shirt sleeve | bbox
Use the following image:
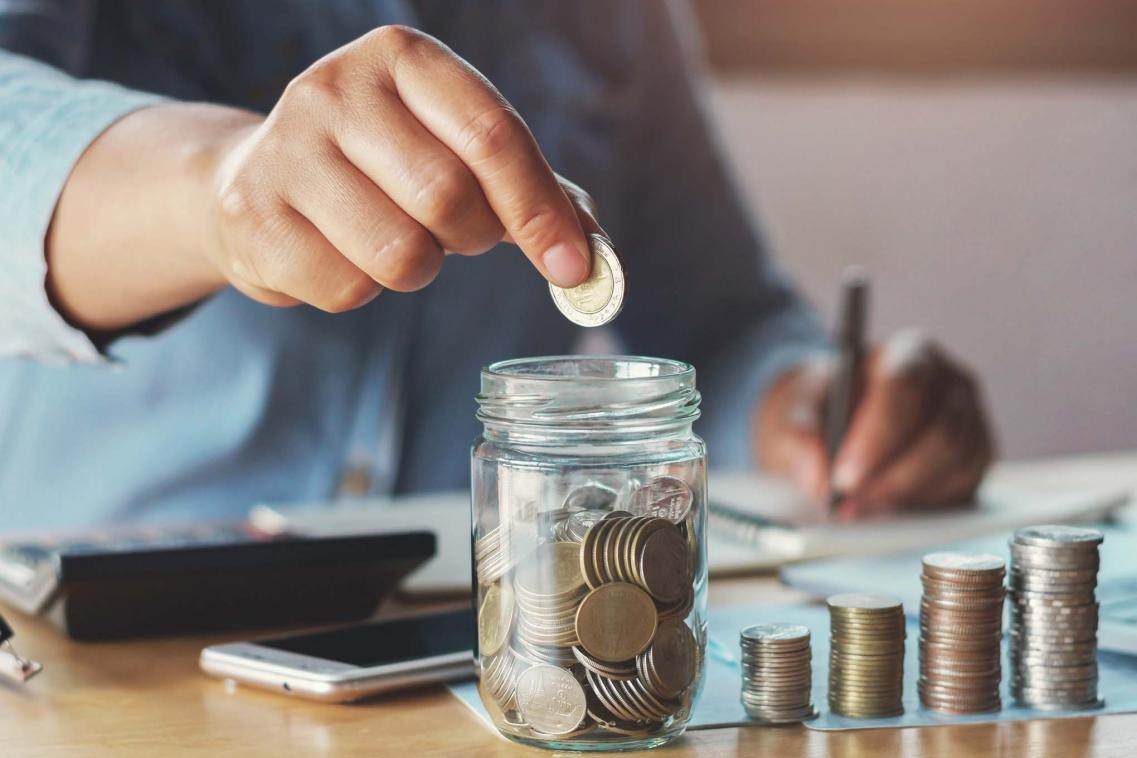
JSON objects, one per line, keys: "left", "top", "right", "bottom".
{"left": 608, "top": 0, "right": 831, "bottom": 469}
{"left": 0, "top": 48, "right": 165, "bottom": 364}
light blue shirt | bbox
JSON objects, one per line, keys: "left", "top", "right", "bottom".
{"left": 0, "top": 0, "right": 827, "bottom": 530}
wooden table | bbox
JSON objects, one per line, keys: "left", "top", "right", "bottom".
{"left": 1, "top": 573, "right": 1134, "bottom": 758}
{"left": 5, "top": 451, "right": 1136, "bottom": 757}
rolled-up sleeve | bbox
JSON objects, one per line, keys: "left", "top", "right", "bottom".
{"left": 0, "top": 50, "right": 164, "bottom": 363}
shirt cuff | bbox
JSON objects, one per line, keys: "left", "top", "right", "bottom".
{"left": 0, "top": 52, "right": 166, "bottom": 364}
{"left": 697, "top": 305, "right": 832, "bottom": 471}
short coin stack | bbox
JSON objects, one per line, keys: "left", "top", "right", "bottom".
{"left": 918, "top": 552, "right": 1006, "bottom": 713}
{"left": 477, "top": 476, "right": 702, "bottom": 740}
{"left": 739, "top": 623, "right": 816, "bottom": 723}
{"left": 827, "top": 593, "right": 906, "bottom": 718}
{"left": 514, "top": 542, "right": 588, "bottom": 662}
{"left": 1008, "top": 525, "right": 1104, "bottom": 710}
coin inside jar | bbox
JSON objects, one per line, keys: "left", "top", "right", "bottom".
{"left": 515, "top": 664, "right": 588, "bottom": 735}
{"left": 548, "top": 234, "right": 625, "bottom": 327}
{"left": 637, "top": 526, "right": 689, "bottom": 603}
{"left": 628, "top": 476, "right": 694, "bottom": 523}
{"left": 478, "top": 583, "right": 515, "bottom": 657}
{"left": 575, "top": 582, "right": 658, "bottom": 662}
{"left": 639, "top": 619, "right": 697, "bottom": 699}
{"left": 562, "top": 483, "right": 619, "bottom": 512}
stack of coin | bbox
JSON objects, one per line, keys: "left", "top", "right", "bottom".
{"left": 515, "top": 542, "right": 588, "bottom": 651}
{"left": 1008, "top": 525, "right": 1104, "bottom": 710}
{"left": 739, "top": 623, "right": 816, "bottom": 723}
{"left": 482, "top": 649, "right": 521, "bottom": 712}
{"left": 918, "top": 552, "right": 1006, "bottom": 713}
{"left": 579, "top": 513, "right": 690, "bottom": 604}
{"left": 827, "top": 593, "right": 906, "bottom": 718}
{"left": 475, "top": 524, "right": 511, "bottom": 585}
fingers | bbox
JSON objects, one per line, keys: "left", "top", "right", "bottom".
{"left": 755, "top": 360, "right": 833, "bottom": 505}
{"left": 830, "top": 332, "right": 996, "bottom": 517}
{"left": 831, "top": 331, "right": 940, "bottom": 495}
{"left": 218, "top": 189, "right": 382, "bottom": 313}
{"left": 280, "top": 144, "right": 444, "bottom": 291}
{"left": 847, "top": 384, "right": 990, "bottom": 515}
{"left": 368, "top": 26, "right": 591, "bottom": 287}
{"left": 335, "top": 88, "right": 502, "bottom": 256}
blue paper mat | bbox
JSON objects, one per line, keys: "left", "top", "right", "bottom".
{"left": 449, "top": 603, "right": 1137, "bottom": 733}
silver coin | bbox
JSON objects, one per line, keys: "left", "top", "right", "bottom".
{"left": 1012, "top": 525, "right": 1104, "bottom": 549}
{"left": 562, "top": 483, "right": 619, "bottom": 513}
{"left": 741, "top": 623, "right": 811, "bottom": 644}
{"left": 628, "top": 476, "right": 694, "bottom": 523}
{"left": 548, "top": 234, "right": 626, "bottom": 328}
{"left": 514, "top": 664, "right": 588, "bottom": 735}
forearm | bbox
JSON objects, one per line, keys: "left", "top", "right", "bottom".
{"left": 46, "top": 102, "right": 260, "bottom": 332}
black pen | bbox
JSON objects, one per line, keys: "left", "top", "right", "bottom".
{"left": 824, "top": 269, "right": 869, "bottom": 510}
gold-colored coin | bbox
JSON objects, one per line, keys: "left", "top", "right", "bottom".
{"left": 517, "top": 541, "right": 585, "bottom": 598}
{"left": 478, "top": 583, "right": 514, "bottom": 656}
{"left": 641, "top": 619, "right": 697, "bottom": 699}
{"left": 548, "top": 234, "right": 626, "bottom": 327}
{"left": 638, "top": 525, "right": 689, "bottom": 603}
{"left": 575, "top": 582, "right": 658, "bottom": 662}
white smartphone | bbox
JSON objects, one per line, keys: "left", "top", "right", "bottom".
{"left": 199, "top": 607, "right": 475, "bottom": 702}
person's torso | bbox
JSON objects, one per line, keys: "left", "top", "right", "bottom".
{"left": 0, "top": 0, "right": 643, "bottom": 528}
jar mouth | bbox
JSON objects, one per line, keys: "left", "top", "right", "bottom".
{"left": 485, "top": 355, "right": 693, "bottom": 383}
{"left": 477, "top": 356, "right": 700, "bottom": 441}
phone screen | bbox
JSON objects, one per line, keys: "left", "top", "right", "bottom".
{"left": 257, "top": 608, "right": 474, "bottom": 668}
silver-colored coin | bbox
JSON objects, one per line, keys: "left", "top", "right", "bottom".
{"left": 564, "top": 509, "right": 609, "bottom": 543}
{"left": 741, "top": 623, "right": 811, "bottom": 644}
{"left": 562, "top": 483, "right": 619, "bottom": 512}
{"left": 1012, "top": 525, "right": 1104, "bottom": 549}
{"left": 514, "top": 664, "right": 588, "bottom": 735}
{"left": 628, "top": 476, "right": 694, "bottom": 523}
{"left": 548, "top": 234, "right": 625, "bottom": 328}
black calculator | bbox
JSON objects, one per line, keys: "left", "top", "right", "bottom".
{"left": 0, "top": 522, "right": 434, "bottom": 640}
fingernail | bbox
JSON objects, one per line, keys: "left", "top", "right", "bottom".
{"left": 543, "top": 242, "right": 589, "bottom": 288}
{"left": 833, "top": 461, "right": 860, "bottom": 492}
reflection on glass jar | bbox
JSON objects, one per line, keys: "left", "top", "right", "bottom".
{"left": 471, "top": 356, "right": 708, "bottom": 751}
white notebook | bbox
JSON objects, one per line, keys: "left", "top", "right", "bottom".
{"left": 250, "top": 466, "right": 1129, "bottom": 594}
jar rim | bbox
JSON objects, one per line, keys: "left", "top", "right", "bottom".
{"left": 483, "top": 355, "right": 693, "bottom": 383}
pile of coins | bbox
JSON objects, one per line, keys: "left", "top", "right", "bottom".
{"left": 739, "top": 623, "right": 816, "bottom": 723}
{"left": 918, "top": 552, "right": 1006, "bottom": 713}
{"left": 827, "top": 593, "right": 906, "bottom": 718}
{"left": 475, "top": 524, "right": 511, "bottom": 585}
{"left": 476, "top": 474, "right": 702, "bottom": 741}
{"left": 515, "top": 542, "right": 588, "bottom": 659}
{"left": 1008, "top": 525, "right": 1104, "bottom": 710}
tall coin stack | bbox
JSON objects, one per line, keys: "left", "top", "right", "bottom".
{"left": 827, "top": 593, "right": 906, "bottom": 718}
{"left": 1008, "top": 525, "right": 1104, "bottom": 710}
{"left": 477, "top": 475, "right": 702, "bottom": 740}
{"left": 739, "top": 623, "right": 817, "bottom": 723}
{"left": 918, "top": 552, "right": 1005, "bottom": 713}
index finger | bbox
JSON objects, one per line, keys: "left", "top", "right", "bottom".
{"left": 370, "top": 27, "right": 591, "bottom": 287}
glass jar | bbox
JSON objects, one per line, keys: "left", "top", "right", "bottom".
{"left": 471, "top": 356, "right": 708, "bottom": 751}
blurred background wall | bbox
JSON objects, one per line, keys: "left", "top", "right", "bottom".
{"left": 692, "top": 0, "right": 1137, "bottom": 459}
